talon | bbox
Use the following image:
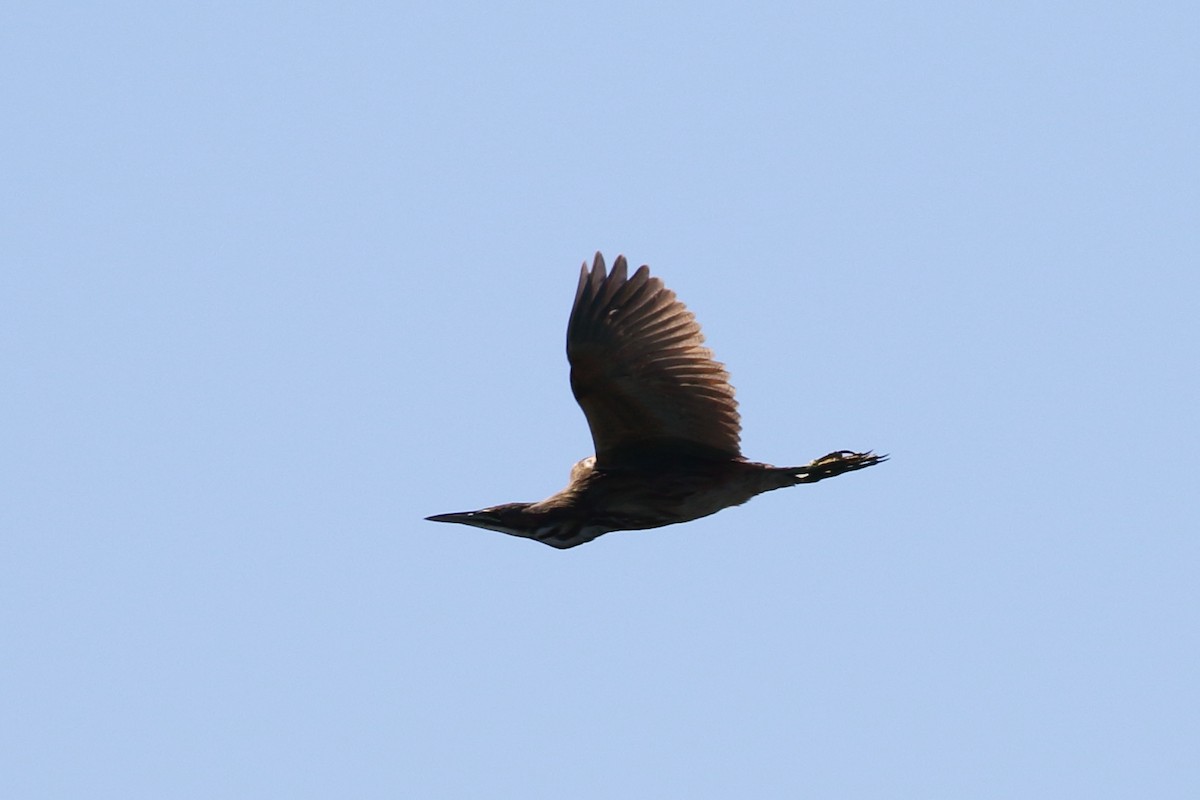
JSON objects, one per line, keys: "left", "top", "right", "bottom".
{"left": 808, "top": 450, "right": 888, "bottom": 473}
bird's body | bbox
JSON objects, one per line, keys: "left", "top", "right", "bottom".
{"left": 427, "top": 253, "right": 884, "bottom": 549}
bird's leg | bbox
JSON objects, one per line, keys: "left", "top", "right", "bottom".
{"left": 790, "top": 450, "right": 887, "bottom": 484}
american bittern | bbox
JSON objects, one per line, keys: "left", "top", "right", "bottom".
{"left": 427, "top": 253, "right": 885, "bottom": 549}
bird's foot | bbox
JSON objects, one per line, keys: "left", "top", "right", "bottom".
{"left": 792, "top": 450, "right": 888, "bottom": 483}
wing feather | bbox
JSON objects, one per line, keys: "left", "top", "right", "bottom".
{"left": 567, "top": 252, "right": 742, "bottom": 467}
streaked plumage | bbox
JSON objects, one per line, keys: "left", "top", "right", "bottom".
{"left": 426, "top": 253, "right": 885, "bottom": 549}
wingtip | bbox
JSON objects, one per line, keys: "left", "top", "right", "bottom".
{"left": 611, "top": 254, "right": 628, "bottom": 282}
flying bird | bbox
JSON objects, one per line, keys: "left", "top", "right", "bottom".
{"left": 427, "top": 253, "right": 885, "bottom": 549}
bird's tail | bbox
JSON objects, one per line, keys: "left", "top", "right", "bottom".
{"left": 781, "top": 450, "right": 887, "bottom": 485}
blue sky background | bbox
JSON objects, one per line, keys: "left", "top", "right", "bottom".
{"left": 3, "top": 2, "right": 1198, "bottom": 797}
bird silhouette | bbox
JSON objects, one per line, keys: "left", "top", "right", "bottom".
{"left": 427, "top": 253, "right": 885, "bottom": 548}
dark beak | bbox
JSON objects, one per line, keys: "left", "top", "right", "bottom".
{"left": 425, "top": 510, "right": 505, "bottom": 530}
{"left": 425, "top": 511, "right": 477, "bottom": 525}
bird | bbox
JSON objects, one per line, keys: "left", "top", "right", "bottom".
{"left": 426, "top": 253, "right": 885, "bottom": 549}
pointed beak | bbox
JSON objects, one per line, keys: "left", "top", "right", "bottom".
{"left": 425, "top": 510, "right": 495, "bottom": 528}
{"left": 425, "top": 511, "right": 469, "bottom": 524}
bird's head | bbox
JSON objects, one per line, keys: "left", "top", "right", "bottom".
{"left": 425, "top": 501, "right": 594, "bottom": 549}
{"left": 425, "top": 502, "right": 540, "bottom": 538}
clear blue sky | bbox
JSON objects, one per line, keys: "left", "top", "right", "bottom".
{"left": 3, "top": 2, "right": 1198, "bottom": 797}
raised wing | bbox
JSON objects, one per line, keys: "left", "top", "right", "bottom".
{"left": 567, "top": 252, "right": 742, "bottom": 468}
